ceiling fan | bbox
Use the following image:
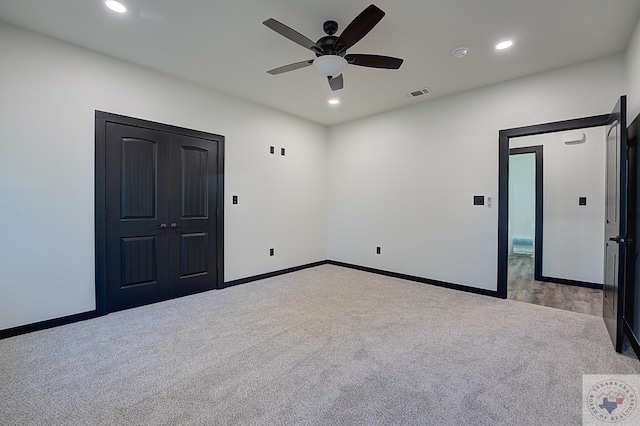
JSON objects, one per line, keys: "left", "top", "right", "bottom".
{"left": 263, "top": 4, "right": 404, "bottom": 91}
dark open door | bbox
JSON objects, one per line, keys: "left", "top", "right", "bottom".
{"left": 603, "top": 96, "right": 628, "bottom": 352}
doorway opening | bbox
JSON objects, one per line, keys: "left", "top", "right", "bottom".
{"left": 507, "top": 145, "right": 604, "bottom": 314}
{"left": 498, "top": 115, "right": 609, "bottom": 315}
{"left": 508, "top": 146, "right": 542, "bottom": 276}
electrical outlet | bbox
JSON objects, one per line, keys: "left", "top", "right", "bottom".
{"left": 269, "top": 248, "right": 274, "bottom": 256}
{"left": 232, "top": 195, "right": 238, "bottom": 204}
{"left": 281, "top": 148, "right": 286, "bottom": 156}
{"left": 270, "top": 146, "right": 275, "bottom": 154}
{"left": 376, "top": 247, "right": 381, "bottom": 254}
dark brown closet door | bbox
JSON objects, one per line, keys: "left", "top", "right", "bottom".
{"left": 104, "top": 122, "right": 221, "bottom": 312}
{"left": 105, "top": 123, "right": 170, "bottom": 311}
{"left": 167, "top": 134, "right": 219, "bottom": 298}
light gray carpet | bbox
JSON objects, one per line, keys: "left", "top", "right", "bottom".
{"left": 1, "top": 265, "right": 638, "bottom": 425}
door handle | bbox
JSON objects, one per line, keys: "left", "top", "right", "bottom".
{"left": 153, "top": 223, "right": 167, "bottom": 230}
{"left": 609, "top": 236, "right": 633, "bottom": 244}
{"left": 170, "top": 223, "right": 182, "bottom": 229}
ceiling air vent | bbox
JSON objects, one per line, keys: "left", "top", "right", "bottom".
{"left": 405, "top": 87, "right": 431, "bottom": 98}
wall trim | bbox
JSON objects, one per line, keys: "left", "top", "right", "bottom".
{"left": 623, "top": 319, "right": 640, "bottom": 361}
{"left": 537, "top": 275, "right": 604, "bottom": 290}
{"left": 222, "top": 261, "right": 328, "bottom": 288}
{"left": 0, "top": 310, "right": 101, "bottom": 340}
{"left": 327, "top": 260, "right": 499, "bottom": 298}
{"left": 0, "top": 258, "right": 615, "bottom": 340}
{"left": 1, "top": 259, "right": 502, "bottom": 339}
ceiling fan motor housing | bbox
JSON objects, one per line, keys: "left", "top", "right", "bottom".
{"left": 316, "top": 36, "right": 341, "bottom": 56}
{"left": 323, "top": 20, "right": 338, "bottom": 35}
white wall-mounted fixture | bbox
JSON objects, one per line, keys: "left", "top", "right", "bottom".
{"left": 562, "top": 131, "right": 586, "bottom": 145}
{"left": 452, "top": 47, "right": 468, "bottom": 59}
{"left": 313, "top": 56, "right": 347, "bottom": 78}
{"left": 105, "top": 1, "right": 127, "bottom": 14}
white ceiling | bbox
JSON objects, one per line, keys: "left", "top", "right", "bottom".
{"left": 1, "top": 0, "right": 640, "bottom": 126}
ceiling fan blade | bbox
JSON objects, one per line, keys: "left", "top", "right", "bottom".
{"left": 334, "top": 5, "right": 385, "bottom": 52}
{"left": 344, "top": 54, "right": 403, "bottom": 69}
{"left": 263, "top": 18, "right": 321, "bottom": 53}
{"left": 267, "top": 60, "right": 314, "bottom": 75}
{"left": 328, "top": 74, "right": 344, "bottom": 91}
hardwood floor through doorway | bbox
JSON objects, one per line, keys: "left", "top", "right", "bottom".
{"left": 507, "top": 255, "right": 602, "bottom": 316}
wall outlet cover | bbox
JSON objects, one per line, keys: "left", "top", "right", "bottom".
{"left": 474, "top": 195, "right": 485, "bottom": 206}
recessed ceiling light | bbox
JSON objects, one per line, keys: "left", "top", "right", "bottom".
{"left": 328, "top": 99, "right": 340, "bottom": 105}
{"left": 452, "top": 47, "right": 468, "bottom": 59}
{"left": 495, "top": 40, "right": 513, "bottom": 50}
{"left": 105, "top": 0, "right": 127, "bottom": 14}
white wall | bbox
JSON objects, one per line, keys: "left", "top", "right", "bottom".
{"left": 0, "top": 23, "right": 327, "bottom": 330}
{"left": 508, "top": 153, "right": 536, "bottom": 255}
{"left": 1, "top": 18, "right": 633, "bottom": 332}
{"left": 510, "top": 128, "right": 606, "bottom": 284}
{"left": 626, "top": 16, "right": 640, "bottom": 121}
{"left": 327, "top": 55, "right": 624, "bottom": 291}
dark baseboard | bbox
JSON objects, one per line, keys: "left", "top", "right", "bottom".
{"left": 327, "top": 260, "right": 499, "bottom": 298}
{"left": 0, "top": 259, "right": 521, "bottom": 340}
{"left": 1, "top": 261, "right": 328, "bottom": 339}
{"left": 0, "top": 310, "right": 101, "bottom": 340}
{"left": 623, "top": 319, "right": 640, "bottom": 361}
{"left": 537, "top": 275, "right": 603, "bottom": 290}
{"left": 222, "top": 260, "right": 328, "bottom": 289}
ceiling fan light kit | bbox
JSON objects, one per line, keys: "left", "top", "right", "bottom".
{"left": 263, "top": 4, "right": 404, "bottom": 91}
{"left": 313, "top": 55, "right": 348, "bottom": 78}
